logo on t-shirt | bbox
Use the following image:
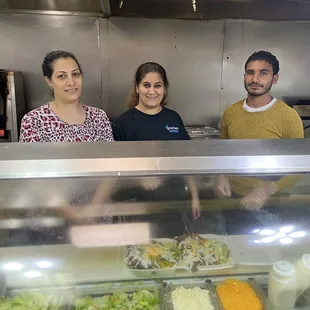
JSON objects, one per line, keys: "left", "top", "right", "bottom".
{"left": 165, "top": 125, "right": 179, "bottom": 133}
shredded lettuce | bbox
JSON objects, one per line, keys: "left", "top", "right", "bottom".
{"left": 0, "top": 292, "right": 63, "bottom": 310}
{"left": 74, "top": 289, "right": 160, "bottom": 310}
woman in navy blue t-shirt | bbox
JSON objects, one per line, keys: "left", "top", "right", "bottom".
{"left": 112, "top": 62, "right": 200, "bottom": 221}
{"left": 112, "top": 62, "right": 189, "bottom": 141}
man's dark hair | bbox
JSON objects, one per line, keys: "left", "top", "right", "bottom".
{"left": 245, "top": 51, "right": 280, "bottom": 75}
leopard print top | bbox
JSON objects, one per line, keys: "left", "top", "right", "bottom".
{"left": 20, "top": 103, "right": 114, "bottom": 142}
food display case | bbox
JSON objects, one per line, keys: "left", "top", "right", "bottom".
{"left": 1, "top": 139, "right": 310, "bottom": 309}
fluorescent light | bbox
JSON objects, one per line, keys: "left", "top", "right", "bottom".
{"left": 261, "top": 236, "right": 276, "bottom": 243}
{"left": 280, "top": 237, "right": 293, "bottom": 245}
{"left": 253, "top": 229, "right": 260, "bottom": 234}
{"left": 24, "top": 271, "right": 42, "bottom": 278}
{"left": 274, "top": 232, "right": 287, "bottom": 239}
{"left": 2, "top": 262, "right": 22, "bottom": 271}
{"left": 289, "top": 231, "right": 306, "bottom": 238}
{"left": 280, "top": 226, "right": 294, "bottom": 233}
{"left": 253, "top": 240, "right": 261, "bottom": 244}
{"left": 259, "top": 229, "right": 275, "bottom": 236}
{"left": 36, "top": 261, "right": 53, "bottom": 269}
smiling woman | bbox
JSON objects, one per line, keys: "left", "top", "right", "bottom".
{"left": 110, "top": 62, "right": 201, "bottom": 219}
{"left": 112, "top": 62, "right": 189, "bottom": 141}
{"left": 19, "top": 50, "right": 114, "bottom": 142}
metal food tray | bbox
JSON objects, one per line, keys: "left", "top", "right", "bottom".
{"left": 163, "top": 278, "right": 222, "bottom": 310}
{"left": 212, "top": 277, "right": 269, "bottom": 310}
{"left": 1, "top": 285, "right": 74, "bottom": 310}
{"left": 71, "top": 280, "right": 165, "bottom": 309}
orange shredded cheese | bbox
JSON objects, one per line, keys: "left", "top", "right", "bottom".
{"left": 216, "top": 279, "right": 262, "bottom": 310}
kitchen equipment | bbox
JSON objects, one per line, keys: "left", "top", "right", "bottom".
{"left": 295, "top": 254, "right": 310, "bottom": 299}
{"left": 0, "top": 70, "right": 26, "bottom": 142}
{"left": 268, "top": 260, "right": 297, "bottom": 309}
{"left": 185, "top": 125, "right": 220, "bottom": 140}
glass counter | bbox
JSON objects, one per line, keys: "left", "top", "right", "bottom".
{"left": 0, "top": 140, "right": 310, "bottom": 309}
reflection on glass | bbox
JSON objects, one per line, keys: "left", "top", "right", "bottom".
{"left": 2, "top": 262, "right": 23, "bottom": 271}
{"left": 280, "top": 237, "right": 293, "bottom": 245}
{"left": 261, "top": 236, "right": 276, "bottom": 243}
{"left": 35, "top": 261, "right": 53, "bottom": 269}
{"left": 23, "top": 271, "right": 42, "bottom": 278}
{"left": 1, "top": 172, "right": 310, "bottom": 309}
{"left": 290, "top": 231, "right": 306, "bottom": 238}
{"left": 259, "top": 229, "right": 275, "bottom": 236}
{"left": 280, "top": 226, "right": 294, "bottom": 233}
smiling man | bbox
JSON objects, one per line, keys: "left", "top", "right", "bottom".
{"left": 215, "top": 51, "right": 304, "bottom": 210}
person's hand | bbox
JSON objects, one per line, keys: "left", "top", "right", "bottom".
{"left": 191, "top": 196, "right": 201, "bottom": 220}
{"left": 139, "top": 177, "right": 163, "bottom": 191}
{"left": 60, "top": 202, "right": 111, "bottom": 224}
{"left": 240, "top": 183, "right": 278, "bottom": 211}
{"left": 214, "top": 175, "right": 231, "bottom": 198}
{"left": 59, "top": 204, "right": 96, "bottom": 224}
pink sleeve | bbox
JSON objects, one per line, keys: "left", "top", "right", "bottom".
{"left": 19, "top": 114, "right": 41, "bottom": 142}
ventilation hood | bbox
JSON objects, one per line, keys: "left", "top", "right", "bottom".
{"left": 0, "top": 0, "right": 109, "bottom": 15}
{"left": 108, "top": 0, "right": 310, "bottom": 20}
{"left": 0, "top": 0, "right": 309, "bottom": 20}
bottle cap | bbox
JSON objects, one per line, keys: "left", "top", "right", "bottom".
{"left": 273, "top": 260, "right": 295, "bottom": 278}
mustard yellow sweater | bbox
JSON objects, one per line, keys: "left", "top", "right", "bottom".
{"left": 221, "top": 99, "right": 304, "bottom": 196}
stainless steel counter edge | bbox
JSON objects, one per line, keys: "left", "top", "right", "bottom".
{"left": 0, "top": 139, "right": 310, "bottom": 178}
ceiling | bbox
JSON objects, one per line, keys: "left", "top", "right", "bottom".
{"left": 0, "top": 0, "right": 310, "bottom": 20}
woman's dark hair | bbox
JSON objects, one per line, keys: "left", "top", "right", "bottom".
{"left": 126, "top": 62, "right": 169, "bottom": 109}
{"left": 245, "top": 51, "right": 280, "bottom": 75}
{"left": 42, "top": 50, "right": 82, "bottom": 79}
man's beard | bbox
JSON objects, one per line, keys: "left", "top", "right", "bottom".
{"left": 245, "top": 81, "right": 273, "bottom": 97}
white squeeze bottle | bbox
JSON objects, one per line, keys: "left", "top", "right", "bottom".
{"left": 268, "top": 260, "right": 297, "bottom": 309}
{"left": 295, "top": 254, "right": 310, "bottom": 299}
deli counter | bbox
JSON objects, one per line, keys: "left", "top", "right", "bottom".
{"left": 0, "top": 140, "right": 310, "bottom": 309}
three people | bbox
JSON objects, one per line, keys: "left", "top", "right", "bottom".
{"left": 18, "top": 49, "right": 304, "bottom": 216}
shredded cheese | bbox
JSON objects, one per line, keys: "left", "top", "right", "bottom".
{"left": 171, "top": 286, "right": 214, "bottom": 310}
{"left": 216, "top": 279, "right": 262, "bottom": 310}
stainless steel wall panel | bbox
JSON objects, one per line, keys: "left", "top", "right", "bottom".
{"left": 0, "top": 14, "right": 102, "bottom": 112}
{"left": 1, "top": 0, "right": 102, "bottom": 13}
{"left": 99, "top": 18, "right": 111, "bottom": 113}
{"left": 221, "top": 20, "right": 310, "bottom": 114}
{"left": 2, "top": 15, "right": 310, "bottom": 125}
{"left": 104, "top": 17, "right": 224, "bottom": 125}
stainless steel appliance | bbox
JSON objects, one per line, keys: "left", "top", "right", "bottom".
{"left": 0, "top": 140, "right": 310, "bottom": 309}
{"left": 0, "top": 70, "right": 26, "bottom": 142}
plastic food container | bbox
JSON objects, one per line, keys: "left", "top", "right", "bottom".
{"left": 295, "top": 254, "right": 310, "bottom": 299}
{"left": 268, "top": 260, "right": 297, "bottom": 309}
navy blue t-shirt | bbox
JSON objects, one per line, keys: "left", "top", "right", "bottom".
{"left": 112, "top": 107, "right": 190, "bottom": 141}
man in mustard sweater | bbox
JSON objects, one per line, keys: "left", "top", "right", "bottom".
{"left": 215, "top": 51, "right": 304, "bottom": 210}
